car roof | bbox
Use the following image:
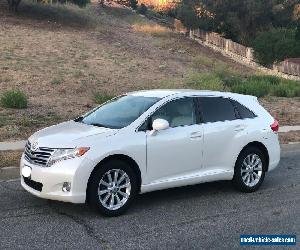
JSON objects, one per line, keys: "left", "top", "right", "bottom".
{"left": 128, "top": 89, "right": 256, "bottom": 101}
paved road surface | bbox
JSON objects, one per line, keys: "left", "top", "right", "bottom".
{"left": 0, "top": 146, "right": 299, "bottom": 249}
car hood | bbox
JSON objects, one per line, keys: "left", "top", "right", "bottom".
{"left": 29, "top": 120, "right": 118, "bottom": 148}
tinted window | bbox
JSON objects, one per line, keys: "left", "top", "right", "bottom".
{"left": 81, "top": 95, "right": 160, "bottom": 129}
{"left": 198, "top": 97, "right": 237, "bottom": 123}
{"left": 151, "top": 98, "right": 196, "bottom": 128}
{"left": 232, "top": 100, "right": 256, "bottom": 119}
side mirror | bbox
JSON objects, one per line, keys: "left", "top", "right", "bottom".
{"left": 152, "top": 119, "right": 169, "bottom": 131}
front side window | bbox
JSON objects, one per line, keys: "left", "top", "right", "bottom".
{"left": 150, "top": 98, "right": 196, "bottom": 128}
{"left": 198, "top": 97, "right": 237, "bottom": 123}
{"left": 81, "top": 95, "right": 160, "bottom": 129}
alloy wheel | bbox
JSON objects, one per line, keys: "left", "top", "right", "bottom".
{"left": 241, "top": 154, "right": 263, "bottom": 187}
{"left": 98, "top": 169, "right": 131, "bottom": 211}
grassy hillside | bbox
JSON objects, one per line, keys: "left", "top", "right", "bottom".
{"left": 0, "top": 1, "right": 299, "bottom": 142}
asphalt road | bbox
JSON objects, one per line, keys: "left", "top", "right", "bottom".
{"left": 0, "top": 145, "right": 299, "bottom": 250}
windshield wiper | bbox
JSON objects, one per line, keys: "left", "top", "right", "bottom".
{"left": 89, "top": 123, "right": 108, "bottom": 128}
{"left": 74, "top": 116, "right": 83, "bottom": 122}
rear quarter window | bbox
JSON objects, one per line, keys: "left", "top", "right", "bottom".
{"left": 231, "top": 100, "right": 256, "bottom": 119}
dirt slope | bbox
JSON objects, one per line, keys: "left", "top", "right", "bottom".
{"left": 0, "top": 2, "right": 299, "bottom": 141}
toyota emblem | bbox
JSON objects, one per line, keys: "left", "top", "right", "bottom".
{"left": 31, "top": 141, "right": 39, "bottom": 151}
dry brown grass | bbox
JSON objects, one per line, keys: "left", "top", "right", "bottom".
{"left": 279, "top": 131, "right": 300, "bottom": 144}
{"left": 132, "top": 23, "right": 172, "bottom": 36}
{"left": 0, "top": 151, "right": 23, "bottom": 168}
{"left": 260, "top": 97, "right": 300, "bottom": 126}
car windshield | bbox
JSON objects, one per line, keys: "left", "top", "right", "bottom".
{"left": 80, "top": 95, "right": 160, "bottom": 129}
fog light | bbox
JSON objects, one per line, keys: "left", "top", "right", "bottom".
{"left": 62, "top": 182, "right": 71, "bottom": 192}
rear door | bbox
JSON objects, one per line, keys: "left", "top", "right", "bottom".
{"left": 197, "top": 97, "right": 247, "bottom": 172}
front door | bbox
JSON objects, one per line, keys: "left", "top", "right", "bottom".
{"left": 146, "top": 97, "right": 204, "bottom": 183}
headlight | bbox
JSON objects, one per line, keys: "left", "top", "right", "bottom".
{"left": 47, "top": 147, "right": 90, "bottom": 167}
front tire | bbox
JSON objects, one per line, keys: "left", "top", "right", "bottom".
{"left": 232, "top": 146, "right": 267, "bottom": 192}
{"left": 87, "top": 159, "right": 138, "bottom": 216}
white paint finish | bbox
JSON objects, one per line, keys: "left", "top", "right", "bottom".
{"left": 152, "top": 118, "right": 169, "bottom": 131}
{"left": 202, "top": 119, "right": 244, "bottom": 173}
{"left": 29, "top": 121, "right": 118, "bottom": 149}
{"left": 129, "top": 89, "right": 181, "bottom": 98}
{"left": 141, "top": 169, "right": 233, "bottom": 193}
{"left": 146, "top": 124, "right": 204, "bottom": 183}
{"left": 20, "top": 154, "right": 95, "bottom": 203}
{"left": 1, "top": 123, "right": 299, "bottom": 151}
{"left": 18, "top": 90, "right": 281, "bottom": 204}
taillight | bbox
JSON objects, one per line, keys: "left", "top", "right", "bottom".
{"left": 270, "top": 120, "right": 279, "bottom": 132}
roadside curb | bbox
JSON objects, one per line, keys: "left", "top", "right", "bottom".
{"left": 279, "top": 125, "right": 300, "bottom": 133}
{"left": 0, "top": 140, "right": 26, "bottom": 151}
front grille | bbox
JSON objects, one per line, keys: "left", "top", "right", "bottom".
{"left": 23, "top": 176, "right": 43, "bottom": 192}
{"left": 24, "top": 141, "right": 55, "bottom": 167}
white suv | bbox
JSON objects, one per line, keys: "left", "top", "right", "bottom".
{"left": 20, "top": 90, "right": 280, "bottom": 216}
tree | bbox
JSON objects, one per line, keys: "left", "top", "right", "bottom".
{"left": 197, "top": 0, "right": 275, "bottom": 45}
{"left": 137, "top": 3, "right": 147, "bottom": 15}
{"left": 252, "top": 28, "right": 300, "bottom": 66}
{"left": 176, "top": 0, "right": 200, "bottom": 30}
{"left": 130, "top": 0, "right": 138, "bottom": 10}
{"left": 72, "top": 0, "right": 90, "bottom": 7}
{"left": 7, "top": 0, "right": 22, "bottom": 12}
{"left": 176, "top": 0, "right": 300, "bottom": 45}
{"left": 296, "top": 20, "right": 300, "bottom": 40}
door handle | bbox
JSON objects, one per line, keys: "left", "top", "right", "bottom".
{"left": 234, "top": 125, "right": 246, "bottom": 132}
{"left": 190, "top": 131, "right": 202, "bottom": 139}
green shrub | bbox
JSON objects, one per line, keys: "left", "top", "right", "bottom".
{"left": 230, "top": 75, "right": 277, "bottom": 97}
{"left": 186, "top": 73, "right": 226, "bottom": 91}
{"left": 51, "top": 77, "right": 63, "bottom": 85}
{"left": 271, "top": 80, "right": 300, "bottom": 97}
{"left": 221, "top": 75, "right": 244, "bottom": 88}
{"left": 270, "top": 85, "right": 289, "bottom": 97}
{"left": 230, "top": 75, "right": 300, "bottom": 97}
{"left": 0, "top": 90, "right": 28, "bottom": 109}
{"left": 231, "top": 82, "right": 270, "bottom": 97}
{"left": 94, "top": 93, "right": 113, "bottom": 104}
{"left": 192, "top": 55, "right": 215, "bottom": 68}
{"left": 249, "top": 75, "right": 280, "bottom": 85}
{"left": 186, "top": 70, "right": 300, "bottom": 97}
{"left": 252, "top": 28, "right": 300, "bottom": 66}
{"left": 20, "top": 0, "right": 94, "bottom": 28}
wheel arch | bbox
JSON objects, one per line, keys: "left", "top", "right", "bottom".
{"left": 86, "top": 154, "right": 142, "bottom": 202}
{"left": 238, "top": 141, "right": 270, "bottom": 171}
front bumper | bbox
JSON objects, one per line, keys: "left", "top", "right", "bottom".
{"left": 20, "top": 154, "right": 96, "bottom": 203}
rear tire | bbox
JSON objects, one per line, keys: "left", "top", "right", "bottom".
{"left": 232, "top": 146, "right": 267, "bottom": 192}
{"left": 87, "top": 159, "right": 138, "bottom": 216}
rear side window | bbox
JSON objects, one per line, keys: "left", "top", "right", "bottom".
{"left": 198, "top": 97, "right": 237, "bottom": 123}
{"left": 232, "top": 100, "right": 256, "bottom": 119}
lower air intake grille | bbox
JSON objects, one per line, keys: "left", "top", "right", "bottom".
{"left": 23, "top": 177, "right": 43, "bottom": 192}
